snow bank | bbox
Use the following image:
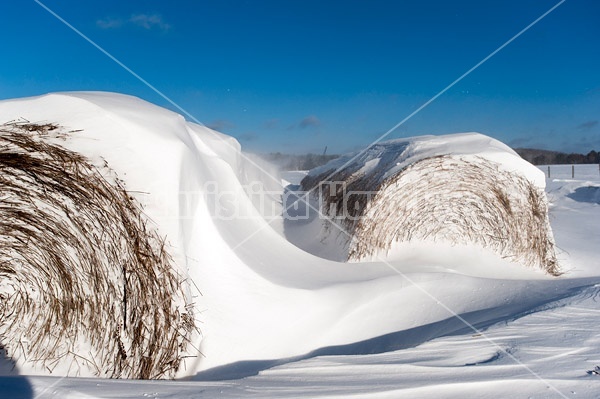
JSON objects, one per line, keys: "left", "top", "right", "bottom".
{"left": 0, "top": 93, "right": 566, "bottom": 382}
{"left": 301, "top": 134, "right": 559, "bottom": 274}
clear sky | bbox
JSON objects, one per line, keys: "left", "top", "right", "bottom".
{"left": 1, "top": 0, "right": 598, "bottom": 154}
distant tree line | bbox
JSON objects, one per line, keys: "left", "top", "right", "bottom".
{"left": 258, "top": 152, "right": 340, "bottom": 171}
{"left": 257, "top": 148, "right": 599, "bottom": 171}
{"left": 515, "top": 148, "right": 600, "bottom": 165}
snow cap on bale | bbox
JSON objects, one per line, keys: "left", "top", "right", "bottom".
{"left": 301, "top": 133, "right": 559, "bottom": 275}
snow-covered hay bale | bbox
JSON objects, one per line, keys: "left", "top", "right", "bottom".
{"left": 301, "top": 133, "right": 559, "bottom": 275}
{"left": 0, "top": 122, "right": 195, "bottom": 378}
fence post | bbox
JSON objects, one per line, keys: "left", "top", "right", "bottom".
{"left": 572, "top": 164, "right": 574, "bottom": 178}
{"left": 547, "top": 165, "right": 550, "bottom": 178}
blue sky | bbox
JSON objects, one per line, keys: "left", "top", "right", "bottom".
{"left": 1, "top": 0, "right": 599, "bottom": 154}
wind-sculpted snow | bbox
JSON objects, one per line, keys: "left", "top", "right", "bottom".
{"left": 0, "top": 122, "right": 195, "bottom": 379}
{"left": 0, "top": 93, "right": 597, "bottom": 396}
{"left": 0, "top": 93, "right": 572, "bottom": 385}
{"left": 302, "top": 136, "right": 559, "bottom": 275}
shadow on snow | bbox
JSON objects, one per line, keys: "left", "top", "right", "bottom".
{"left": 191, "top": 278, "right": 600, "bottom": 382}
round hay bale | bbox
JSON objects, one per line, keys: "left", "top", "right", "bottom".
{"left": 301, "top": 136, "right": 559, "bottom": 275}
{"left": 0, "top": 122, "right": 196, "bottom": 378}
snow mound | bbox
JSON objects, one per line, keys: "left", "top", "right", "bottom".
{"left": 301, "top": 134, "right": 559, "bottom": 274}
{"left": 1, "top": 93, "right": 570, "bottom": 382}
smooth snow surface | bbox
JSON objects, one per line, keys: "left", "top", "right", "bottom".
{"left": 1, "top": 93, "right": 599, "bottom": 398}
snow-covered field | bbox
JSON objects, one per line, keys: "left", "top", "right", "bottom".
{"left": 1, "top": 93, "right": 599, "bottom": 398}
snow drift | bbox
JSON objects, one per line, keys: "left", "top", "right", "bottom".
{"left": 0, "top": 92, "right": 566, "bottom": 382}
{"left": 301, "top": 134, "right": 559, "bottom": 275}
